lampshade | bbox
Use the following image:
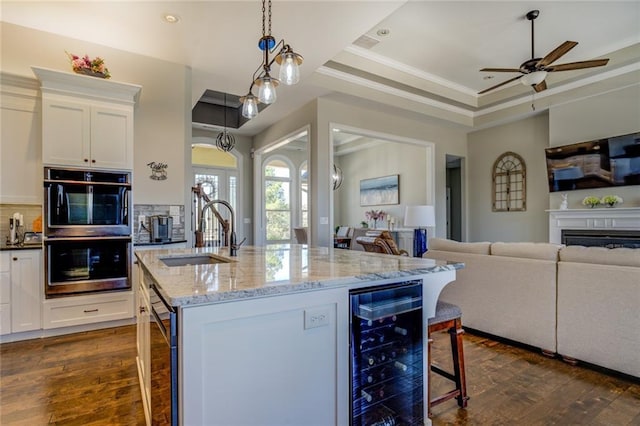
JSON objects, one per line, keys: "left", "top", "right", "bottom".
{"left": 521, "top": 70, "right": 547, "bottom": 87}
{"left": 404, "top": 205, "right": 435, "bottom": 228}
{"left": 240, "top": 94, "right": 258, "bottom": 119}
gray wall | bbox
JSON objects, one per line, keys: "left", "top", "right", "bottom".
{"left": 467, "top": 113, "right": 550, "bottom": 242}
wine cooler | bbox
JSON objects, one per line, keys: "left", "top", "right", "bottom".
{"left": 350, "top": 281, "right": 424, "bottom": 426}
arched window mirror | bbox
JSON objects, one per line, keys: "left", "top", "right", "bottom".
{"left": 492, "top": 151, "right": 526, "bottom": 212}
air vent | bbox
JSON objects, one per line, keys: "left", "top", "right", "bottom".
{"left": 353, "top": 34, "right": 380, "bottom": 49}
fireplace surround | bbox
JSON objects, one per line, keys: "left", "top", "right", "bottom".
{"left": 548, "top": 207, "right": 640, "bottom": 245}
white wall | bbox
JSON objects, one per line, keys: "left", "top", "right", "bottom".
{"left": 548, "top": 84, "right": 640, "bottom": 209}
{"left": 1, "top": 22, "right": 189, "bottom": 206}
{"left": 335, "top": 141, "right": 427, "bottom": 229}
{"left": 467, "top": 113, "right": 550, "bottom": 242}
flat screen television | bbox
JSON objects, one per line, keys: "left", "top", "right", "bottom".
{"left": 545, "top": 131, "right": 640, "bottom": 192}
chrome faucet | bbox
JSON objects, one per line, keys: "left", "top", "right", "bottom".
{"left": 198, "top": 199, "right": 244, "bottom": 256}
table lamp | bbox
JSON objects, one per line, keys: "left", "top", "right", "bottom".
{"left": 404, "top": 205, "right": 435, "bottom": 257}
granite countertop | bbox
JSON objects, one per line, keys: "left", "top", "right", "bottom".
{"left": 134, "top": 239, "right": 188, "bottom": 247}
{"left": 1, "top": 242, "right": 42, "bottom": 251}
{"left": 135, "top": 244, "right": 464, "bottom": 307}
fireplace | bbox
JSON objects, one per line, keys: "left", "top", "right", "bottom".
{"left": 561, "top": 229, "right": 640, "bottom": 248}
{"left": 548, "top": 207, "right": 640, "bottom": 244}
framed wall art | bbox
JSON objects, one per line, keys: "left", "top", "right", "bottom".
{"left": 360, "top": 175, "right": 399, "bottom": 206}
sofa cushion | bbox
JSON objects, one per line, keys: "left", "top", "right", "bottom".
{"left": 559, "top": 245, "right": 640, "bottom": 267}
{"left": 491, "top": 242, "right": 562, "bottom": 261}
{"left": 428, "top": 238, "right": 491, "bottom": 255}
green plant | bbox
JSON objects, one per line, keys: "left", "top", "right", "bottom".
{"left": 601, "top": 195, "right": 623, "bottom": 206}
{"left": 581, "top": 196, "right": 600, "bottom": 208}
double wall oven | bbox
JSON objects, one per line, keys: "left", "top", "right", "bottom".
{"left": 44, "top": 167, "right": 132, "bottom": 297}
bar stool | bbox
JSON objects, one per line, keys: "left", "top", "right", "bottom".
{"left": 427, "top": 300, "right": 469, "bottom": 417}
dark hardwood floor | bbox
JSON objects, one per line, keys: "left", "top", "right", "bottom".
{"left": 1, "top": 325, "right": 638, "bottom": 425}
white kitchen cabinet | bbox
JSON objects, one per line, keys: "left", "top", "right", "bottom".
{"left": 0, "top": 252, "right": 11, "bottom": 335}
{"left": 41, "top": 98, "right": 133, "bottom": 169}
{"left": 180, "top": 287, "right": 349, "bottom": 425}
{"left": 5, "top": 250, "right": 42, "bottom": 333}
{"left": 42, "top": 291, "right": 134, "bottom": 329}
{"left": 32, "top": 67, "right": 141, "bottom": 170}
{"left": 136, "top": 266, "right": 151, "bottom": 425}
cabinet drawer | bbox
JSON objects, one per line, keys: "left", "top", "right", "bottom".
{"left": 0, "top": 304, "right": 10, "bottom": 335}
{"left": 43, "top": 292, "right": 134, "bottom": 329}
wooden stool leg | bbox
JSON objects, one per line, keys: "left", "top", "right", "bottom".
{"left": 449, "top": 319, "right": 468, "bottom": 408}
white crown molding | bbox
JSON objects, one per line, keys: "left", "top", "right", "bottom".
{"left": 316, "top": 66, "right": 474, "bottom": 118}
{"left": 344, "top": 45, "right": 477, "bottom": 97}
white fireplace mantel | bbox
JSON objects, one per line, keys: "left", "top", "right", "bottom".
{"left": 547, "top": 207, "right": 640, "bottom": 243}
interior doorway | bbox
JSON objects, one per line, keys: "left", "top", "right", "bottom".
{"left": 446, "top": 154, "right": 464, "bottom": 241}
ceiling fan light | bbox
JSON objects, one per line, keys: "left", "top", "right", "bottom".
{"left": 521, "top": 70, "right": 547, "bottom": 86}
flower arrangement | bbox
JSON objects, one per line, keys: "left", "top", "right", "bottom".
{"left": 365, "top": 210, "right": 386, "bottom": 221}
{"left": 66, "top": 51, "right": 110, "bottom": 79}
{"left": 601, "top": 195, "right": 623, "bottom": 207}
{"left": 582, "top": 196, "right": 600, "bottom": 208}
{"left": 365, "top": 210, "right": 385, "bottom": 228}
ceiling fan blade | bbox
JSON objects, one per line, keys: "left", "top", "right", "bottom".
{"left": 546, "top": 58, "right": 610, "bottom": 72}
{"left": 533, "top": 80, "right": 547, "bottom": 92}
{"left": 537, "top": 41, "right": 578, "bottom": 67}
{"left": 480, "top": 67, "right": 522, "bottom": 73}
{"left": 478, "top": 75, "right": 522, "bottom": 95}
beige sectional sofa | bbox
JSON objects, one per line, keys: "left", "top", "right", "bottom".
{"left": 424, "top": 238, "right": 640, "bottom": 378}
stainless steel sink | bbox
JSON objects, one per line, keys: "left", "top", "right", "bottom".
{"left": 159, "top": 254, "right": 231, "bottom": 267}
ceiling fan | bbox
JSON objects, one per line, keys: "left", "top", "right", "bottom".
{"left": 478, "top": 10, "right": 609, "bottom": 95}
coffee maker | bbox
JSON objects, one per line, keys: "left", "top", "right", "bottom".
{"left": 150, "top": 215, "right": 173, "bottom": 242}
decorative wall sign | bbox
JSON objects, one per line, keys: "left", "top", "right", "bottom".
{"left": 148, "top": 162, "right": 168, "bottom": 180}
{"left": 360, "top": 175, "right": 399, "bottom": 206}
{"left": 492, "top": 152, "right": 526, "bottom": 212}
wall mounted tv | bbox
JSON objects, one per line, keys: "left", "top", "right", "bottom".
{"left": 545, "top": 131, "right": 640, "bottom": 193}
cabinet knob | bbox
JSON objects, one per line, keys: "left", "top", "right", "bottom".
{"left": 84, "top": 158, "right": 89, "bottom": 162}
{"left": 12, "top": 257, "right": 18, "bottom": 261}
{"left": 91, "top": 159, "right": 96, "bottom": 163}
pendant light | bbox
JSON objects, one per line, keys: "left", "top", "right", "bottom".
{"left": 240, "top": 0, "right": 303, "bottom": 118}
{"left": 215, "top": 93, "right": 235, "bottom": 152}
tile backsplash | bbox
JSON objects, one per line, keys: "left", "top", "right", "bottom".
{"left": 133, "top": 204, "right": 186, "bottom": 243}
{"left": 0, "top": 204, "right": 43, "bottom": 242}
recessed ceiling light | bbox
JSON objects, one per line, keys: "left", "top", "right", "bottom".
{"left": 376, "top": 28, "right": 390, "bottom": 37}
{"left": 163, "top": 14, "right": 180, "bottom": 24}
{"left": 483, "top": 75, "right": 494, "bottom": 80}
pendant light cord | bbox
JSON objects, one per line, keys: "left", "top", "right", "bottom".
{"left": 262, "top": 0, "right": 272, "bottom": 37}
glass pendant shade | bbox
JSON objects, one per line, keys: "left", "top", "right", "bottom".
{"left": 256, "top": 76, "right": 278, "bottom": 104}
{"left": 241, "top": 94, "right": 258, "bottom": 119}
{"left": 278, "top": 52, "right": 301, "bottom": 85}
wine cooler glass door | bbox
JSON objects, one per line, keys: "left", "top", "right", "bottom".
{"left": 349, "top": 281, "right": 424, "bottom": 426}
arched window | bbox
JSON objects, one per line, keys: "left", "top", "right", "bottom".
{"left": 192, "top": 143, "right": 239, "bottom": 246}
{"left": 264, "top": 157, "right": 293, "bottom": 243}
{"left": 492, "top": 151, "right": 526, "bottom": 212}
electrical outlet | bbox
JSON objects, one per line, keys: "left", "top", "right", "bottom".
{"left": 304, "top": 308, "right": 330, "bottom": 329}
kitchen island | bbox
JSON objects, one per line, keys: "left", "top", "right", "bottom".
{"left": 135, "top": 244, "right": 463, "bottom": 426}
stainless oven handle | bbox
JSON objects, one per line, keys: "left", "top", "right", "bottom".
{"left": 45, "top": 236, "right": 131, "bottom": 242}
{"left": 44, "top": 179, "right": 131, "bottom": 188}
